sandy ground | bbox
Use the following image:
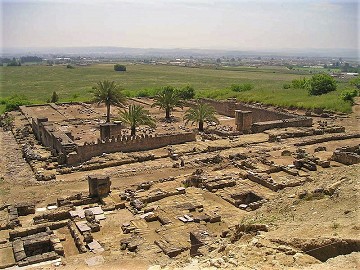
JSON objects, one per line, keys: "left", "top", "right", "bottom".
{"left": 0, "top": 98, "right": 359, "bottom": 270}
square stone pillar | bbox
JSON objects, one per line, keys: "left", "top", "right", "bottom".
{"left": 100, "top": 122, "right": 122, "bottom": 141}
{"left": 88, "top": 175, "right": 111, "bottom": 197}
{"left": 235, "top": 110, "right": 253, "bottom": 133}
{"left": 100, "top": 123, "right": 114, "bottom": 141}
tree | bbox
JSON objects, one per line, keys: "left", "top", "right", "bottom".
{"left": 151, "top": 86, "right": 183, "bottom": 120}
{"left": 20, "top": 56, "right": 42, "bottom": 63}
{"left": 7, "top": 57, "right": 21, "bottom": 66}
{"left": 308, "top": 74, "right": 337, "bottom": 95}
{"left": 114, "top": 64, "right": 126, "bottom": 71}
{"left": 50, "top": 91, "right": 59, "bottom": 103}
{"left": 118, "top": 104, "right": 156, "bottom": 136}
{"left": 91, "top": 80, "right": 126, "bottom": 122}
{"left": 183, "top": 102, "right": 219, "bottom": 132}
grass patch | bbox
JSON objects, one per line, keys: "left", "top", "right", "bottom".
{"left": 0, "top": 64, "right": 354, "bottom": 113}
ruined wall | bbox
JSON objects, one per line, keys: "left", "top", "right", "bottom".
{"left": 31, "top": 118, "right": 77, "bottom": 155}
{"left": 201, "top": 98, "right": 296, "bottom": 122}
{"left": 200, "top": 99, "right": 237, "bottom": 117}
{"left": 100, "top": 122, "right": 123, "bottom": 140}
{"left": 67, "top": 132, "right": 196, "bottom": 164}
{"left": 200, "top": 99, "right": 312, "bottom": 133}
{"left": 251, "top": 117, "right": 313, "bottom": 133}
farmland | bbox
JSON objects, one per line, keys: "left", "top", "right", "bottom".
{"left": 0, "top": 63, "right": 353, "bottom": 113}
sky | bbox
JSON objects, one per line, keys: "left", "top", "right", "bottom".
{"left": 1, "top": 0, "right": 359, "bottom": 50}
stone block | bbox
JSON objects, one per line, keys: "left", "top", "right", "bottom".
{"left": 88, "top": 175, "right": 111, "bottom": 197}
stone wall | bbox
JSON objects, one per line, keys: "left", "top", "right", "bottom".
{"left": 67, "top": 132, "right": 196, "bottom": 164}
{"left": 201, "top": 98, "right": 295, "bottom": 121}
{"left": 200, "top": 99, "right": 312, "bottom": 133}
{"left": 252, "top": 117, "right": 313, "bottom": 133}
{"left": 31, "top": 118, "right": 77, "bottom": 156}
{"left": 100, "top": 122, "right": 123, "bottom": 140}
{"left": 331, "top": 145, "right": 360, "bottom": 165}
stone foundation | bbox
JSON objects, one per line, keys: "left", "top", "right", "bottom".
{"left": 331, "top": 145, "right": 360, "bottom": 165}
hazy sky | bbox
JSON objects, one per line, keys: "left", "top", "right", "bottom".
{"left": 1, "top": 0, "right": 358, "bottom": 50}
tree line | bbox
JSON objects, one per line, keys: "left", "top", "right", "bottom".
{"left": 91, "top": 80, "right": 217, "bottom": 135}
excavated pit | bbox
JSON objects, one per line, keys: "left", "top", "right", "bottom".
{"left": 274, "top": 238, "right": 360, "bottom": 262}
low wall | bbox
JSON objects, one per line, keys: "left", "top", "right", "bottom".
{"left": 252, "top": 117, "right": 313, "bottom": 133}
{"left": 67, "top": 132, "right": 196, "bottom": 164}
{"left": 200, "top": 99, "right": 312, "bottom": 133}
{"left": 201, "top": 98, "right": 296, "bottom": 122}
{"left": 31, "top": 118, "right": 77, "bottom": 155}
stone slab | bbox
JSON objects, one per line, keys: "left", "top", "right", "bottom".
{"left": 87, "top": 240, "right": 104, "bottom": 253}
{"left": 85, "top": 255, "right": 104, "bottom": 267}
{"left": 70, "top": 209, "right": 85, "bottom": 219}
{"left": 88, "top": 206, "right": 103, "bottom": 215}
{"left": 75, "top": 221, "right": 91, "bottom": 232}
{"left": 0, "top": 246, "right": 16, "bottom": 269}
{"left": 95, "top": 214, "right": 106, "bottom": 221}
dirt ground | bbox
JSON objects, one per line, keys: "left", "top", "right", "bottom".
{"left": 0, "top": 98, "right": 359, "bottom": 270}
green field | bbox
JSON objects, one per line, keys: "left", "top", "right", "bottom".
{"left": 0, "top": 63, "right": 353, "bottom": 113}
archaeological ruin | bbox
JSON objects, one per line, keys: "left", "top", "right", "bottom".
{"left": 0, "top": 97, "right": 359, "bottom": 269}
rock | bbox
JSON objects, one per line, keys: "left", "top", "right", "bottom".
{"left": 228, "top": 258, "right": 238, "bottom": 266}
{"left": 209, "top": 258, "right": 225, "bottom": 268}
{"left": 281, "top": 150, "right": 292, "bottom": 156}
{"left": 314, "top": 146, "right": 327, "bottom": 152}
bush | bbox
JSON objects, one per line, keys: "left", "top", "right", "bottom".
{"left": 340, "top": 89, "right": 358, "bottom": 104}
{"left": 283, "top": 83, "right": 291, "bottom": 89}
{"left": 50, "top": 91, "right": 59, "bottom": 103}
{"left": 7, "top": 61, "right": 21, "bottom": 66}
{"left": 66, "top": 64, "right": 74, "bottom": 69}
{"left": 177, "top": 85, "right": 195, "bottom": 100}
{"left": 4, "top": 95, "right": 31, "bottom": 111}
{"left": 0, "top": 114, "right": 15, "bottom": 131}
{"left": 308, "top": 74, "right": 337, "bottom": 96}
{"left": 230, "top": 83, "right": 254, "bottom": 92}
{"left": 291, "top": 77, "right": 310, "bottom": 89}
{"left": 114, "top": 64, "right": 126, "bottom": 71}
{"left": 350, "top": 77, "right": 360, "bottom": 90}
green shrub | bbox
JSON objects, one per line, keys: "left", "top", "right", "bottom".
{"left": 230, "top": 83, "right": 254, "bottom": 92}
{"left": 308, "top": 74, "right": 337, "bottom": 96}
{"left": 114, "top": 64, "right": 126, "bottom": 71}
{"left": 340, "top": 88, "right": 359, "bottom": 104}
{"left": 66, "top": 64, "right": 74, "bottom": 69}
{"left": 350, "top": 77, "right": 360, "bottom": 89}
{"left": 4, "top": 95, "right": 31, "bottom": 111}
{"left": 283, "top": 83, "right": 291, "bottom": 89}
{"left": 291, "top": 77, "right": 310, "bottom": 89}
{"left": 177, "top": 85, "right": 195, "bottom": 100}
{"left": 48, "top": 91, "right": 59, "bottom": 103}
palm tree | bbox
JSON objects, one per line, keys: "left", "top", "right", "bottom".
{"left": 183, "top": 102, "right": 219, "bottom": 132}
{"left": 118, "top": 104, "right": 156, "bottom": 136}
{"left": 151, "top": 86, "right": 183, "bottom": 120}
{"left": 92, "top": 80, "right": 126, "bottom": 122}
